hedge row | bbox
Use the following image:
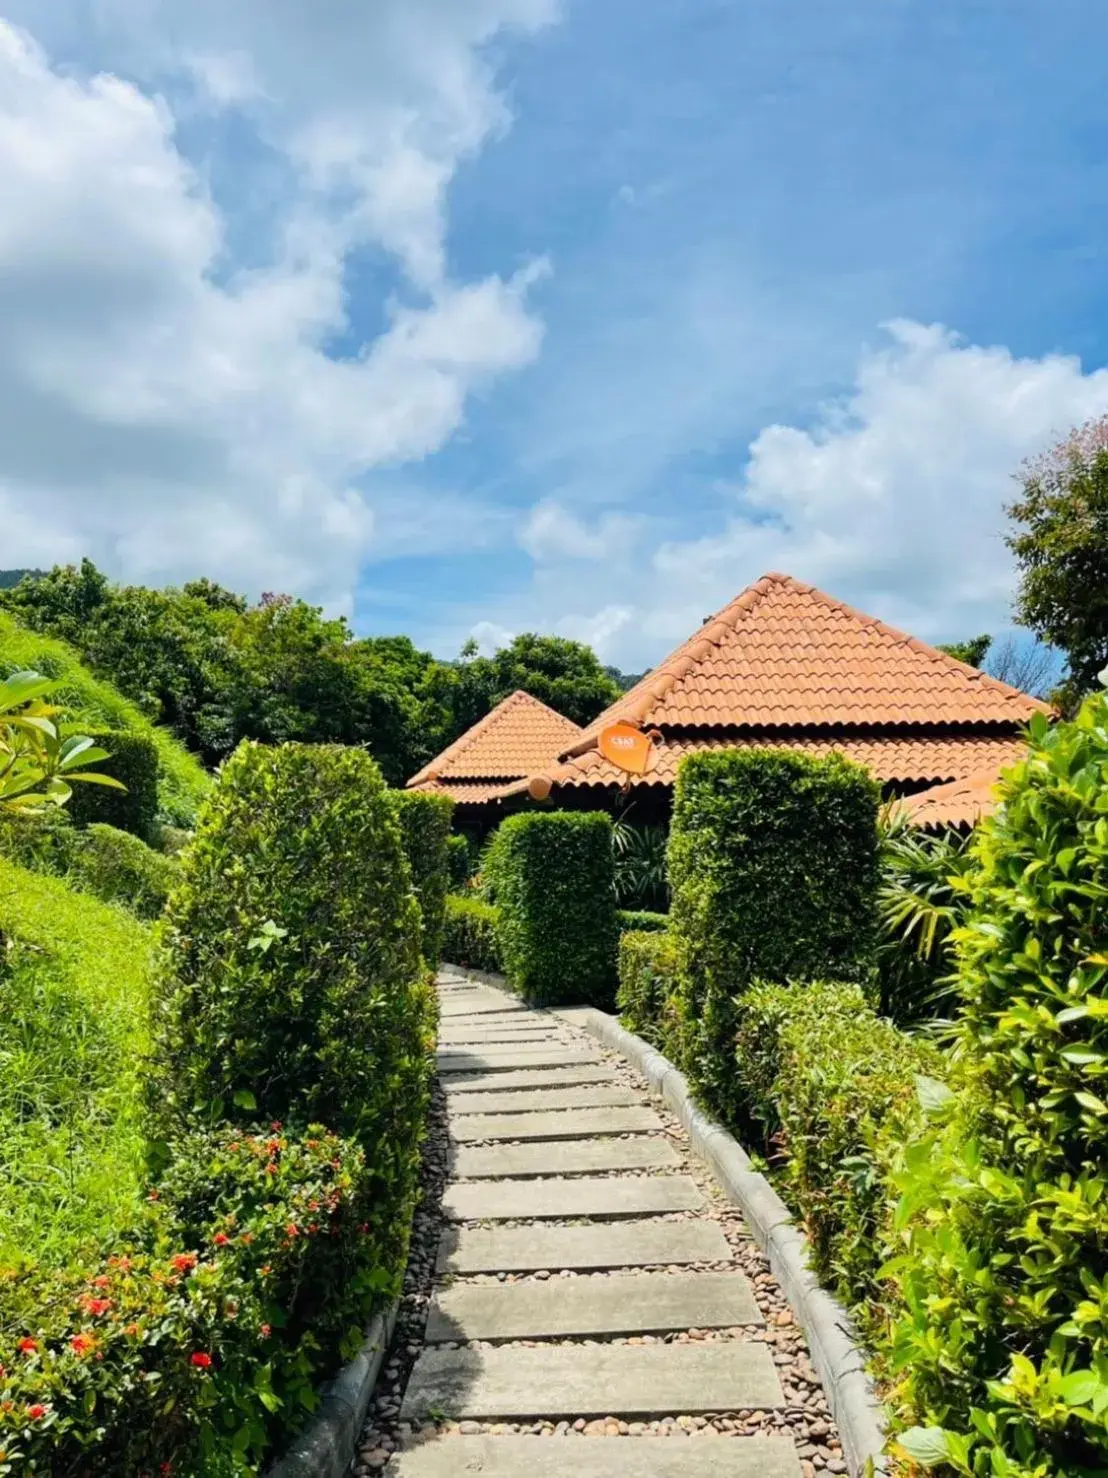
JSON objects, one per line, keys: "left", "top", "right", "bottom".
{"left": 390, "top": 791, "right": 454, "bottom": 966}
{"left": 0, "top": 812, "right": 181, "bottom": 921}
{"left": 2, "top": 741, "right": 434, "bottom": 1473}
{"left": 66, "top": 730, "right": 160, "bottom": 839}
{"left": 443, "top": 894, "right": 501, "bottom": 973}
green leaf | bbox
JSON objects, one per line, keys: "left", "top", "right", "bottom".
{"left": 232, "top": 1088, "right": 257, "bottom": 1111}
{"left": 897, "top": 1426, "right": 952, "bottom": 1467}
{"left": 915, "top": 1075, "right": 954, "bottom": 1114}
{"left": 1060, "top": 1369, "right": 1099, "bottom": 1406}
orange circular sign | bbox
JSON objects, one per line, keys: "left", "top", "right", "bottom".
{"left": 597, "top": 721, "right": 656, "bottom": 776}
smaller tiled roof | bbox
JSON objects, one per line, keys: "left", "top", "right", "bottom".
{"left": 569, "top": 572, "right": 1048, "bottom": 751}
{"left": 406, "top": 690, "right": 582, "bottom": 804}
{"left": 901, "top": 769, "right": 1014, "bottom": 830}
{"left": 511, "top": 729, "right": 1030, "bottom": 797}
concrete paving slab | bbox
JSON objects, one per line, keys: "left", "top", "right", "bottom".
{"left": 442, "top": 1174, "right": 702, "bottom": 1222}
{"left": 448, "top": 1105, "right": 663, "bottom": 1142}
{"left": 452, "top": 1136, "right": 680, "bottom": 1178}
{"left": 448, "top": 1084, "right": 644, "bottom": 1115}
{"left": 438, "top": 1026, "right": 563, "bottom": 1045}
{"left": 437, "top": 1045, "right": 605, "bottom": 1074}
{"left": 387, "top": 1436, "right": 801, "bottom": 1478}
{"left": 425, "top": 1269, "right": 761, "bottom": 1341}
{"left": 437, "top": 1217, "right": 730, "bottom": 1273}
{"left": 442, "top": 1064, "right": 617, "bottom": 1094}
{"left": 401, "top": 1342, "right": 783, "bottom": 1421}
{"left": 439, "top": 998, "right": 525, "bottom": 1018}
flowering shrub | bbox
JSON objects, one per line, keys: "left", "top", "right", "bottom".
{"left": 0, "top": 1125, "right": 386, "bottom": 1475}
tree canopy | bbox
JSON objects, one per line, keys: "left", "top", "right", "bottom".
{"left": 1007, "top": 415, "right": 1108, "bottom": 708}
{"left": 0, "top": 562, "right": 619, "bottom": 783}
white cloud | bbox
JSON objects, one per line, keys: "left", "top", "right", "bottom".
{"left": 504, "top": 321, "right": 1108, "bottom": 665}
{"left": 0, "top": 7, "right": 553, "bottom": 607}
{"left": 519, "top": 499, "right": 636, "bottom": 561}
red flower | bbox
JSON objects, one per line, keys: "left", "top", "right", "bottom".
{"left": 70, "top": 1334, "right": 95, "bottom": 1357}
{"left": 270, "top": 1120, "right": 282, "bottom": 1131}
{"left": 125, "top": 1323, "right": 141, "bottom": 1337}
{"left": 92, "top": 1274, "right": 111, "bottom": 1289}
{"left": 190, "top": 1352, "right": 212, "bottom": 1369}
{"left": 26, "top": 1404, "right": 47, "bottom": 1421}
{"left": 285, "top": 1223, "right": 299, "bottom": 1238}
{"left": 212, "top": 1233, "right": 230, "bottom": 1247}
{"left": 240, "top": 1232, "right": 254, "bottom": 1245}
{"left": 264, "top": 1162, "right": 278, "bottom": 1175}
{"left": 260, "top": 1323, "right": 271, "bottom": 1338}
{"left": 147, "top": 1190, "right": 159, "bottom": 1201}
{"left": 260, "top": 1264, "right": 272, "bottom": 1276}
{"left": 17, "top": 1338, "right": 36, "bottom": 1355}
{"left": 79, "top": 1296, "right": 112, "bottom": 1317}
{"left": 171, "top": 1253, "right": 197, "bottom": 1274}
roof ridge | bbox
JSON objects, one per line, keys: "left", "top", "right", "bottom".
{"left": 406, "top": 689, "right": 580, "bottom": 787}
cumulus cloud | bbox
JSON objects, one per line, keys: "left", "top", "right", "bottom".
{"left": 0, "top": 6, "right": 552, "bottom": 607}
{"left": 519, "top": 499, "right": 637, "bottom": 562}
{"left": 519, "top": 321, "right": 1108, "bottom": 665}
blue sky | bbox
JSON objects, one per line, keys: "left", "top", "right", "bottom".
{"left": 1, "top": 0, "right": 1106, "bottom": 669}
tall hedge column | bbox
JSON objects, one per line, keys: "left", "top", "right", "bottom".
{"left": 489, "top": 810, "right": 619, "bottom": 1007}
{"left": 668, "top": 748, "right": 880, "bottom": 1124}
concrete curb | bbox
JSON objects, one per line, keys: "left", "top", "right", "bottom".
{"left": 266, "top": 1301, "right": 398, "bottom": 1478}
{"left": 553, "top": 1003, "right": 890, "bottom": 1478}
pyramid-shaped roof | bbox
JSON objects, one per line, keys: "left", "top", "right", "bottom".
{"left": 510, "top": 572, "right": 1048, "bottom": 801}
{"left": 407, "top": 689, "right": 582, "bottom": 804}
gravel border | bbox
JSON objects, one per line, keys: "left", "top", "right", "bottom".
{"left": 267, "top": 1302, "right": 399, "bottom": 1478}
{"left": 549, "top": 1001, "right": 889, "bottom": 1478}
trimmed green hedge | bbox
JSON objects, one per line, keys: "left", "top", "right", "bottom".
{"left": 668, "top": 747, "right": 880, "bottom": 1124}
{"left": 447, "top": 832, "right": 475, "bottom": 888}
{"left": 616, "top": 929, "right": 678, "bottom": 1046}
{"left": 442, "top": 894, "right": 501, "bottom": 973}
{"left": 391, "top": 791, "right": 454, "bottom": 966}
{"left": 69, "top": 823, "right": 181, "bottom": 920}
{"left": 150, "top": 741, "right": 432, "bottom": 1157}
{"left": 66, "top": 729, "right": 160, "bottom": 839}
{"left": 486, "top": 811, "right": 618, "bottom": 1006}
{"left": 616, "top": 908, "right": 668, "bottom": 933}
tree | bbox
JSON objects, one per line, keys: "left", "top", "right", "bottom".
{"left": 1007, "top": 415, "right": 1108, "bottom": 707}
{"left": 938, "top": 635, "right": 992, "bottom": 669}
{"left": 448, "top": 633, "right": 622, "bottom": 734}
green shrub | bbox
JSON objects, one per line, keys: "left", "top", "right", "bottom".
{"left": 66, "top": 729, "right": 160, "bottom": 838}
{"left": 442, "top": 894, "right": 501, "bottom": 972}
{"left": 0, "top": 809, "right": 78, "bottom": 875}
{"left": 0, "top": 859, "right": 153, "bottom": 1267}
{"left": 390, "top": 791, "right": 454, "bottom": 966}
{"left": 0, "top": 1124, "right": 381, "bottom": 1475}
{"left": 883, "top": 699, "right": 1108, "bottom": 1477}
{"left": 447, "top": 832, "right": 475, "bottom": 888}
{"left": 617, "top": 908, "right": 668, "bottom": 934}
{"left": 0, "top": 612, "right": 210, "bottom": 827}
{"left": 150, "top": 741, "right": 432, "bottom": 1160}
{"left": 616, "top": 929, "right": 678, "bottom": 1046}
{"left": 69, "top": 823, "right": 180, "bottom": 920}
{"left": 487, "top": 810, "right": 619, "bottom": 1006}
{"left": 667, "top": 748, "right": 880, "bottom": 1125}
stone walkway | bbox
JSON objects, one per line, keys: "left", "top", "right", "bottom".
{"left": 369, "top": 970, "right": 845, "bottom": 1477}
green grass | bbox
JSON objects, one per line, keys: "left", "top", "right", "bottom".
{"left": 0, "top": 859, "right": 153, "bottom": 1267}
{"left": 0, "top": 611, "right": 211, "bottom": 827}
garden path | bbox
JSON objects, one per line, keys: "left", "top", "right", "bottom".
{"left": 375, "top": 970, "right": 843, "bottom": 1477}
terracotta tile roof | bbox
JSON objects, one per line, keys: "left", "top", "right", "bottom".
{"left": 569, "top": 572, "right": 1047, "bottom": 751}
{"left": 900, "top": 768, "right": 1015, "bottom": 830}
{"left": 406, "top": 690, "right": 582, "bottom": 799}
{"left": 407, "top": 778, "right": 521, "bottom": 806}
{"left": 512, "top": 730, "right": 1031, "bottom": 796}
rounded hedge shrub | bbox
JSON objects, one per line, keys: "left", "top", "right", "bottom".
{"left": 486, "top": 810, "right": 618, "bottom": 1006}
{"left": 149, "top": 741, "right": 431, "bottom": 1157}
{"left": 390, "top": 790, "right": 454, "bottom": 966}
{"left": 66, "top": 729, "right": 160, "bottom": 839}
{"left": 442, "top": 894, "right": 501, "bottom": 973}
{"left": 69, "top": 823, "right": 180, "bottom": 920}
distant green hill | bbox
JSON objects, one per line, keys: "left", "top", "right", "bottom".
{"left": 0, "top": 569, "right": 44, "bottom": 590}
{"left": 0, "top": 612, "right": 210, "bottom": 826}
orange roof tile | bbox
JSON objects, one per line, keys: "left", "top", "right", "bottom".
{"left": 900, "top": 768, "right": 1015, "bottom": 829}
{"left": 408, "top": 778, "right": 521, "bottom": 806}
{"left": 514, "top": 730, "right": 1030, "bottom": 796}
{"left": 406, "top": 690, "right": 582, "bottom": 792}
{"left": 569, "top": 572, "right": 1047, "bottom": 752}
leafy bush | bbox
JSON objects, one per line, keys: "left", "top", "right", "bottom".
{"left": 447, "top": 832, "right": 475, "bottom": 888}
{"left": 667, "top": 748, "right": 880, "bottom": 1124}
{"left": 66, "top": 729, "right": 159, "bottom": 839}
{"left": 0, "top": 612, "right": 210, "bottom": 827}
{"left": 617, "top": 908, "right": 668, "bottom": 934}
{"left": 69, "top": 824, "right": 180, "bottom": 920}
{"left": 442, "top": 894, "right": 501, "bottom": 973}
{"left": 149, "top": 741, "right": 432, "bottom": 1158}
{"left": 876, "top": 807, "right": 973, "bottom": 1025}
{"left": 612, "top": 820, "right": 669, "bottom": 911}
{"left": 390, "top": 791, "right": 454, "bottom": 966}
{"left": 883, "top": 699, "right": 1108, "bottom": 1477}
{"left": 0, "top": 1124, "right": 382, "bottom": 1475}
{"left": 486, "top": 811, "right": 619, "bottom": 1006}
{"left": 616, "top": 929, "right": 678, "bottom": 1046}
{"left": 0, "top": 859, "right": 153, "bottom": 1267}
{"left": 0, "top": 809, "right": 78, "bottom": 875}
